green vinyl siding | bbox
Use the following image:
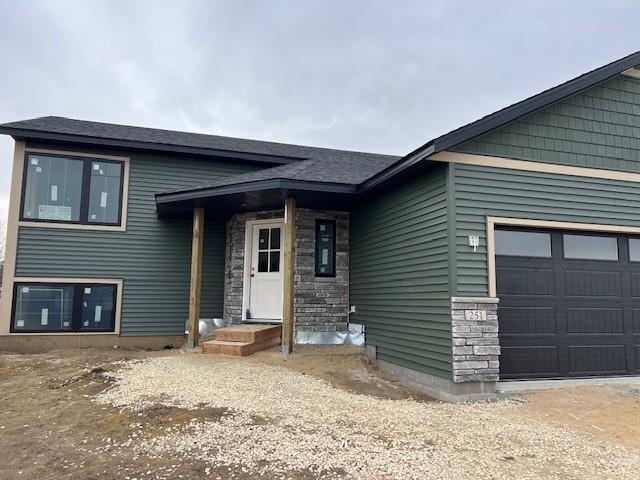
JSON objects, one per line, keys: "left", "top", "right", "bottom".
{"left": 15, "top": 148, "right": 258, "bottom": 335}
{"left": 350, "top": 166, "right": 451, "bottom": 379}
{"left": 453, "top": 163, "right": 640, "bottom": 296}
{"left": 454, "top": 75, "right": 640, "bottom": 172}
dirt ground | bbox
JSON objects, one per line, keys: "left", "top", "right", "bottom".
{"left": 1, "top": 346, "right": 640, "bottom": 479}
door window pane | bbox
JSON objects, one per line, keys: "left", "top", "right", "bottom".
{"left": 269, "top": 251, "right": 280, "bottom": 272}
{"left": 630, "top": 239, "right": 640, "bottom": 262}
{"left": 13, "top": 284, "right": 74, "bottom": 331}
{"left": 563, "top": 234, "right": 618, "bottom": 260}
{"left": 270, "top": 228, "right": 281, "bottom": 250}
{"left": 495, "top": 230, "right": 551, "bottom": 257}
{"left": 258, "top": 229, "right": 269, "bottom": 250}
{"left": 23, "top": 155, "right": 84, "bottom": 221}
{"left": 88, "top": 161, "right": 122, "bottom": 224}
{"left": 81, "top": 286, "right": 116, "bottom": 331}
{"left": 258, "top": 252, "right": 269, "bottom": 272}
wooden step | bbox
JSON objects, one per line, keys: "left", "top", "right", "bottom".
{"left": 214, "top": 324, "right": 281, "bottom": 343}
{"left": 202, "top": 335, "right": 281, "bottom": 356}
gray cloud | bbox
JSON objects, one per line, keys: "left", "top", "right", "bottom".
{"left": 1, "top": 0, "right": 639, "bottom": 223}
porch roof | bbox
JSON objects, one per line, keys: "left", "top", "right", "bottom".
{"left": 155, "top": 151, "right": 400, "bottom": 216}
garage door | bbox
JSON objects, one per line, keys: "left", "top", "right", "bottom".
{"left": 496, "top": 227, "right": 640, "bottom": 380}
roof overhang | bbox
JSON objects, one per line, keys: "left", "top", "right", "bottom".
{"left": 0, "top": 126, "right": 301, "bottom": 166}
{"left": 155, "top": 179, "right": 358, "bottom": 218}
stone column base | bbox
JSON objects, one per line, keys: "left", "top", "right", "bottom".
{"left": 451, "top": 297, "right": 500, "bottom": 383}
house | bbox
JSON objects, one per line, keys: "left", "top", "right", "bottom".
{"left": 3, "top": 51, "right": 640, "bottom": 401}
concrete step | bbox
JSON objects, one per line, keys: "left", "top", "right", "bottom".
{"left": 214, "top": 324, "right": 281, "bottom": 343}
{"left": 202, "top": 335, "right": 281, "bottom": 356}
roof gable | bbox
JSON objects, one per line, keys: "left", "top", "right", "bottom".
{"left": 453, "top": 74, "right": 640, "bottom": 172}
{"left": 363, "top": 50, "right": 640, "bottom": 190}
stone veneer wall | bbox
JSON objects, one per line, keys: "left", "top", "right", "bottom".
{"left": 451, "top": 297, "right": 500, "bottom": 383}
{"left": 222, "top": 209, "right": 349, "bottom": 334}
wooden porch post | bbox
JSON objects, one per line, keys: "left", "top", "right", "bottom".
{"left": 187, "top": 207, "right": 205, "bottom": 349}
{"left": 282, "top": 197, "right": 296, "bottom": 355}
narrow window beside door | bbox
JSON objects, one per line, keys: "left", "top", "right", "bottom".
{"left": 315, "top": 220, "right": 336, "bottom": 277}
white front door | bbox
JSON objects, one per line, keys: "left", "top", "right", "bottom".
{"left": 247, "top": 222, "right": 283, "bottom": 321}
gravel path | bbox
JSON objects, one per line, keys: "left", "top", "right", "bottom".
{"left": 95, "top": 354, "right": 640, "bottom": 479}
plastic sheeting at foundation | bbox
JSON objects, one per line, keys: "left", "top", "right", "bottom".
{"left": 294, "top": 323, "right": 364, "bottom": 346}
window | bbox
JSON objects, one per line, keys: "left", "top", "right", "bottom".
{"left": 495, "top": 229, "right": 552, "bottom": 257}
{"left": 315, "top": 220, "right": 336, "bottom": 276}
{"left": 630, "top": 238, "right": 640, "bottom": 262}
{"left": 12, "top": 283, "right": 117, "bottom": 333}
{"left": 563, "top": 234, "right": 619, "bottom": 260}
{"left": 22, "top": 154, "right": 124, "bottom": 226}
{"left": 257, "top": 227, "right": 281, "bottom": 273}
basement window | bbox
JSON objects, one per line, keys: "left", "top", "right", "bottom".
{"left": 11, "top": 283, "right": 117, "bottom": 333}
{"left": 21, "top": 153, "right": 124, "bottom": 226}
{"left": 315, "top": 220, "right": 336, "bottom": 277}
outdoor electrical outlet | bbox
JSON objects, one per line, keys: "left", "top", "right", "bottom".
{"left": 468, "top": 235, "right": 480, "bottom": 252}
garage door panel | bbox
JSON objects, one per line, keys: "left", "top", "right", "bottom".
{"left": 566, "top": 307, "right": 624, "bottom": 334}
{"left": 500, "top": 346, "right": 559, "bottom": 377}
{"left": 499, "top": 306, "right": 556, "bottom": 334}
{"left": 496, "top": 267, "right": 554, "bottom": 295}
{"left": 564, "top": 270, "right": 622, "bottom": 297}
{"left": 630, "top": 273, "right": 640, "bottom": 297}
{"left": 568, "top": 345, "right": 627, "bottom": 374}
{"left": 632, "top": 310, "right": 640, "bottom": 333}
{"left": 497, "top": 227, "right": 640, "bottom": 379}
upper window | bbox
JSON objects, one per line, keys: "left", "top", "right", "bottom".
{"left": 12, "top": 282, "right": 117, "bottom": 333}
{"left": 315, "top": 220, "right": 336, "bottom": 276}
{"left": 22, "top": 154, "right": 124, "bottom": 226}
{"left": 563, "top": 234, "right": 619, "bottom": 261}
{"left": 495, "top": 229, "right": 551, "bottom": 257}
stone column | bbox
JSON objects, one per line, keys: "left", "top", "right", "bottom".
{"left": 451, "top": 297, "right": 500, "bottom": 383}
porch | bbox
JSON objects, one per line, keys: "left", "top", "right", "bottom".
{"left": 156, "top": 172, "right": 355, "bottom": 354}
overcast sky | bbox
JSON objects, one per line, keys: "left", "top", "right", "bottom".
{"left": 1, "top": 1, "right": 639, "bottom": 226}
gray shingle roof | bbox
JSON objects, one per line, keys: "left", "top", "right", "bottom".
{"left": 163, "top": 152, "right": 399, "bottom": 195}
{"left": 0, "top": 116, "right": 399, "bottom": 167}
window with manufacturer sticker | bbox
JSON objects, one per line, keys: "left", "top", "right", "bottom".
{"left": 22, "top": 153, "right": 124, "bottom": 226}
{"left": 12, "top": 283, "right": 117, "bottom": 333}
{"left": 315, "top": 220, "right": 336, "bottom": 276}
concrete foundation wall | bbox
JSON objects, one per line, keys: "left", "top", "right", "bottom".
{"left": 366, "top": 345, "right": 497, "bottom": 402}
{"left": 0, "top": 335, "right": 184, "bottom": 353}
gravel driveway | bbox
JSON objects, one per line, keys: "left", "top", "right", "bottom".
{"left": 95, "top": 352, "right": 640, "bottom": 479}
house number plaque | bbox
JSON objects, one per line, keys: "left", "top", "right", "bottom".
{"left": 464, "top": 310, "right": 487, "bottom": 321}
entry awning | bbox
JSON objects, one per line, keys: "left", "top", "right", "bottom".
{"left": 156, "top": 179, "right": 358, "bottom": 217}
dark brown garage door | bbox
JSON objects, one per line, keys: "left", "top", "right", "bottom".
{"left": 496, "top": 227, "right": 640, "bottom": 380}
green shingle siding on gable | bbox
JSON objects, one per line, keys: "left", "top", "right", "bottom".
{"left": 15, "top": 149, "right": 258, "bottom": 335}
{"left": 453, "top": 75, "right": 640, "bottom": 172}
{"left": 350, "top": 166, "right": 452, "bottom": 379}
{"left": 453, "top": 163, "right": 640, "bottom": 297}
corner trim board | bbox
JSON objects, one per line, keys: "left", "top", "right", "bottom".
{"left": 0, "top": 141, "right": 26, "bottom": 335}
